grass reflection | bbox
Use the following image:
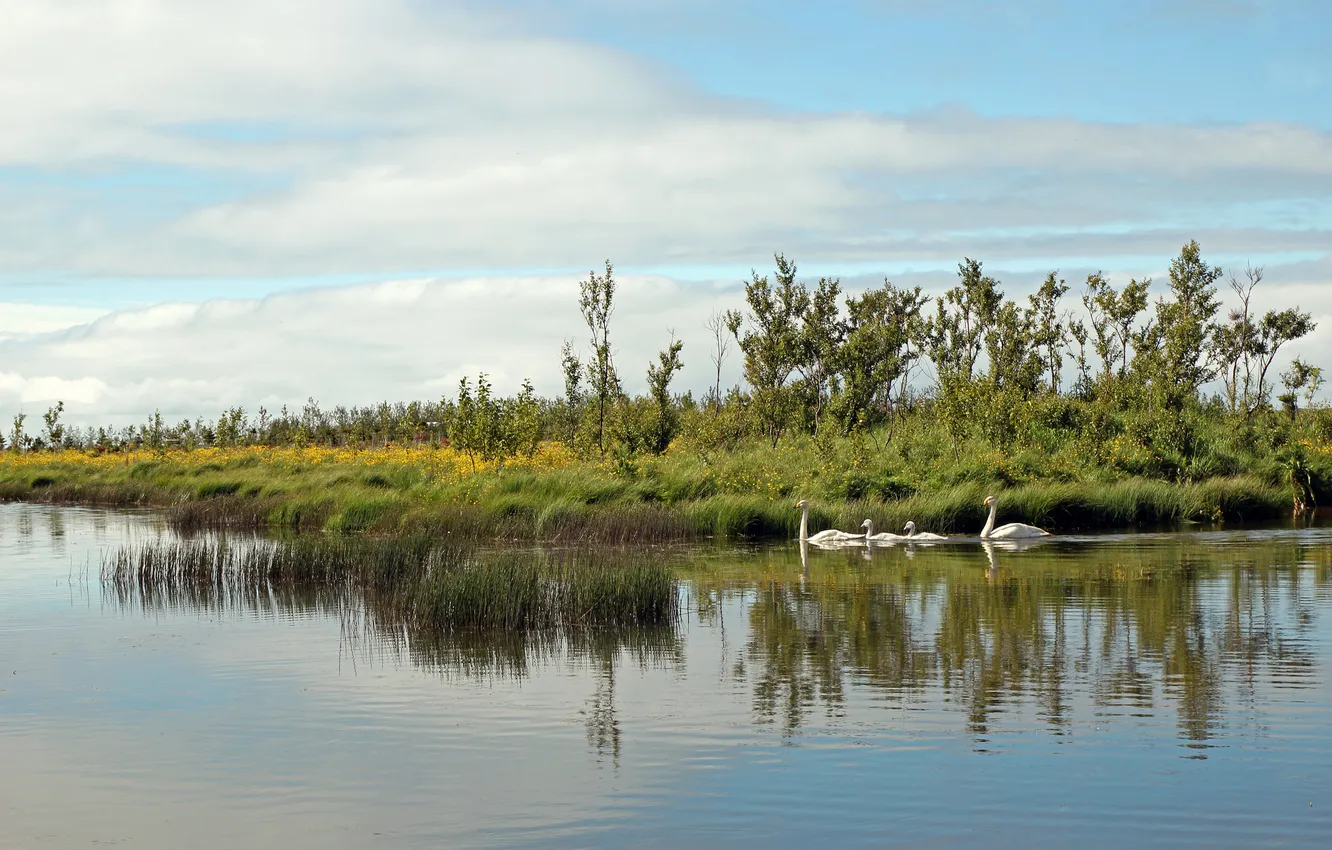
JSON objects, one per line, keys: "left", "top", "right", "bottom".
{"left": 684, "top": 533, "right": 1332, "bottom": 750}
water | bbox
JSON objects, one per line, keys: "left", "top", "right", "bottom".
{"left": 3, "top": 503, "right": 1332, "bottom": 848}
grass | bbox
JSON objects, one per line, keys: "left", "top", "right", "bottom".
{"left": 5, "top": 424, "right": 1328, "bottom": 543}
{"left": 103, "top": 535, "right": 679, "bottom": 632}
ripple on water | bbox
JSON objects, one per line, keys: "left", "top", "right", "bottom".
{"left": 3, "top": 503, "right": 1332, "bottom": 848}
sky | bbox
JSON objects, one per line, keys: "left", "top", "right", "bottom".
{"left": 1, "top": 0, "right": 1330, "bottom": 424}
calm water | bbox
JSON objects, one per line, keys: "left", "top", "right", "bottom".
{"left": 3, "top": 504, "right": 1332, "bottom": 848}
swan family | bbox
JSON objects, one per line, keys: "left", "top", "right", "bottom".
{"left": 795, "top": 495, "right": 1049, "bottom": 546}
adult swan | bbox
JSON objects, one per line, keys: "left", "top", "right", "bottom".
{"left": 980, "top": 495, "right": 1051, "bottom": 539}
{"left": 794, "top": 500, "right": 864, "bottom": 544}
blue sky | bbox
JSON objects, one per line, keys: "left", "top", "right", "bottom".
{"left": 518, "top": 0, "right": 1331, "bottom": 125}
{"left": 0, "top": 0, "right": 1328, "bottom": 419}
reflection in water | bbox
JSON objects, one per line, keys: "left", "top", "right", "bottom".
{"left": 98, "top": 527, "right": 1332, "bottom": 756}
{"left": 719, "top": 535, "right": 1331, "bottom": 752}
{"left": 7, "top": 504, "right": 1332, "bottom": 846}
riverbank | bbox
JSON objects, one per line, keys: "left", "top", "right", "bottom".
{"left": 0, "top": 441, "right": 1317, "bottom": 541}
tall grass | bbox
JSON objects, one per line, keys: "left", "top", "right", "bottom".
{"left": 7, "top": 421, "right": 1319, "bottom": 542}
{"left": 103, "top": 535, "right": 679, "bottom": 631}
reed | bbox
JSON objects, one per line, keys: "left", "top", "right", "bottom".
{"left": 103, "top": 535, "right": 679, "bottom": 632}
{"left": 5, "top": 432, "right": 1313, "bottom": 542}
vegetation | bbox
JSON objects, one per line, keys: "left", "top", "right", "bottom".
{"left": 3, "top": 242, "right": 1329, "bottom": 538}
{"left": 101, "top": 529, "right": 1332, "bottom": 748}
{"left": 104, "top": 535, "right": 678, "bottom": 631}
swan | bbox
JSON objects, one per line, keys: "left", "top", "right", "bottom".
{"left": 794, "top": 499, "right": 864, "bottom": 544}
{"left": 902, "top": 521, "right": 947, "bottom": 541}
{"left": 860, "top": 519, "right": 904, "bottom": 542}
{"left": 980, "top": 495, "right": 1051, "bottom": 539}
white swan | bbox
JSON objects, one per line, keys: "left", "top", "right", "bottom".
{"left": 794, "top": 499, "right": 864, "bottom": 544}
{"left": 860, "top": 519, "right": 904, "bottom": 542}
{"left": 902, "top": 521, "right": 947, "bottom": 541}
{"left": 980, "top": 495, "right": 1051, "bottom": 539}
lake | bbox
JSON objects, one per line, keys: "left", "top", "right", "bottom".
{"left": 2, "top": 502, "right": 1331, "bottom": 847}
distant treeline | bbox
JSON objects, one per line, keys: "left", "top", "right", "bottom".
{"left": 5, "top": 241, "right": 1326, "bottom": 477}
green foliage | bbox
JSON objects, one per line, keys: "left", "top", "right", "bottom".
{"left": 580, "top": 260, "right": 620, "bottom": 456}
{"left": 9, "top": 412, "right": 26, "bottom": 453}
{"left": 644, "top": 335, "right": 685, "bottom": 454}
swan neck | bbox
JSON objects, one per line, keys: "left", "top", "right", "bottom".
{"left": 982, "top": 500, "right": 997, "bottom": 538}
{"left": 799, "top": 504, "right": 809, "bottom": 541}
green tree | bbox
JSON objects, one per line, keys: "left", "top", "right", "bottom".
{"left": 505, "top": 379, "right": 542, "bottom": 457}
{"left": 1028, "top": 273, "right": 1069, "bottom": 393}
{"left": 8, "top": 413, "right": 26, "bottom": 452}
{"left": 831, "top": 281, "right": 925, "bottom": 433}
{"left": 1213, "top": 265, "right": 1315, "bottom": 417}
{"left": 560, "top": 340, "right": 583, "bottom": 444}
{"left": 42, "top": 401, "right": 65, "bottom": 449}
{"left": 580, "top": 261, "right": 621, "bottom": 456}
{"left": 1134, "top": 241, "right": 1223, "bottom": 461}
{"left": 926, "top": 258, "right": 1003, "bottom": 382}
{"left": 792, "top": 275, "right": 844, "bottom": 433}
{"left": 1082, "top": 272, "right": 1150, "bottom": 388}
{"left": 924, "top": 259, "right": 1003, "bottom": 452}
{"left": 1279, "top": 357, "right": 1325, "bottom": 416}
{"left": 726, "top": 253, "right": 807, "bottom": 445}
{"left": 645, "top": 334, "right": 685, "bottom": 454}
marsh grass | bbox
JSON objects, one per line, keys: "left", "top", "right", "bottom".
{"left": 103, "top": 535, "right": 679, "bottom": 632}
{"left": 7, "top": 431, "right": 1315, "bottom": 542}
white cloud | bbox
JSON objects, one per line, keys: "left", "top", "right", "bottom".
{"left": 0, "top": 0, "right": 1328, "bottom": 423}
{"left": 0, "top": 274, "right": 748, "bottom": 424}
{"left": 0, "top": 0, "right": 1328, "bottom": 278}
{"left": 1, "top": 260, "right": 1327, "bottom": 426}
{"left": 0, "top": 303, "right": 110, "bottom": 340}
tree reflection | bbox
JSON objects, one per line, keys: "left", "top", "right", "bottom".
{"left": 103, "top": 528, "right": 1332, "bottom": 757}
{"left": 702, "top": 534, "right": 1332, "bottom": 752}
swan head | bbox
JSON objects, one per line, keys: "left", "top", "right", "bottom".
{"left": 983, "top": 495, "right": 997, "bottom": 507}
{"left": 861, "top": 519, "right": 873, "bottom": 531}
{"left": 903, "top": 521, "right": 916, "bottom": 535}
{"left": 794, "top": 499, "right": 809, "bottom": 510}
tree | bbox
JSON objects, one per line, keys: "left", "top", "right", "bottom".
{"left": 560, "top": 340, "right": 583, "bottom": 445}
{"left": 506, "top": 379, "right": 542, "bottom": 457}
{"left": 726, "top": 253, "right": 808, "bottom": 445}
{"left": 42, "top": 401, "right": 65, "bottom": 449}
{"left": 1082, "top": 272, "right": 1150, "bottom": 387}
{"left": 9, "top": 413, "right": 26, "bottom": 452}
{"left": 1280, "top": 357, "right": 1325, "bottom": 416}
{"left": 924, "top": 259, "right": 1003, "bottom": 452}
{"left": 1028, "top": 273, "right": 1069, "bottom": 394}
{"left": 1149, "top": 241, "right": 1223, "bottom": 397}
{"left": 645, "top": 334, "right": 685, "bottom": 453}
{"left": 831, "top": 281, "right": 924, "bottom": 433}
{"left": 926, "top": 258, "right": 1003, "bottom": 383}
{"left": 216, "top": 407, "right": 247, "bottom": 447}
{"left": 1134, "top": 241, "right": 1223, "bottom": 460}
{"left": 1213, "top": 265, "right": 1315, "bottom": 417}
{"left": 580, "top": 260, "right": 620, "bottom": 456}
{"left": 984, "top": 301, "right": 1042, "bottom": 398}
{"left": 792, "top": 275, "right": 844, "bottom": 433}
{"left": 704, "top": 309, "right": 731, "bottom": 410}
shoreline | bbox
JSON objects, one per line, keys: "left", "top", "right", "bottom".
{"left": 0, "top": 448, "right": 1303, "bottom": 542}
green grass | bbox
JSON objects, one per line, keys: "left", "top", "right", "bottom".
{"left": 5, "top": 409, "right": 1326, "bottom": 541}
{"left": 104, "top": 535, "right": 679, "bottom": 632}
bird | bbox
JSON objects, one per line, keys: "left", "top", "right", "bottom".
{"left": 794, "top": 499, "right": 865, "bottom": 544}
{"left": 860, "top": 519, "right": 904, "bottom": 542}
{"left": 980, "top": 495, "right": 1051, "bottom": 539}
{"left": 902, "top": 521, "right": 947, "bottom": 540}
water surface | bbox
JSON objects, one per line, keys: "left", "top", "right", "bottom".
{"left": 3, "top": 503, "right": 1332, "bottom": 847}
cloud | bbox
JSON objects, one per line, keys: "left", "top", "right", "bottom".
{"left": 0, "top": 0, "right": 1328, "bottom": 280}
{"left": 2, "top": 256, "right": 1328, "bottom": 426}
{"left": 0, "top": 274, "right": 746, "bottom": 424}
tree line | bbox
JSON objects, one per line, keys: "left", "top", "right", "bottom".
{"left": 5, "top": 241, "right": 1325, "bottom": 476}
